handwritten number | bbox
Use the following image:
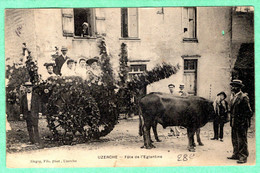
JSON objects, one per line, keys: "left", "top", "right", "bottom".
{"left": 183, "top": 154, "right": 188, "bottom": 161}
{"left": 178, "top": 154, "right": 194, "bottom": 161}
{"left": 177, "top": 154, "right": 182, "bottom": 161}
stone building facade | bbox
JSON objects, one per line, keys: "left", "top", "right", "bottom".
{"left": 5, "top": 7, "right": 253, "bottom": 100}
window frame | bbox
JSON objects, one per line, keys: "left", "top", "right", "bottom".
{"left": 120, "top": 8, "right": 140, "bottom": 40}
{"left": 73, "top": 8, "right": 97, "bottom": 39}
{"left": 182, "top": 7, "right": 198, "bottom": 43}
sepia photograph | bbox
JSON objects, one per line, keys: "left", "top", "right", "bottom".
{"left": 5, "top": 6, "right": 255, "bottom": 168}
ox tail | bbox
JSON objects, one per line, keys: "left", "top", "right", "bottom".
{"left": 138, "top": 107, "right": 144, "bottom": 136}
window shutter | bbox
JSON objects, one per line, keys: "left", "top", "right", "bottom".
{"left": 128, "top": 8, "right": 138, "bottom": 38}
{"left": 95, "top": 8, "right": 105, "bottom": 36}
{"left": 61, "top": 9, "right": 74, "bottom": 37}
{"left": 183, "top": 8, "right": 189, "bottom": 38}
{"left": 188, "top": 8, "right": 196, "bottom": 38}
{"left": 121, "top": 8, "right": 128, "bottom": 38}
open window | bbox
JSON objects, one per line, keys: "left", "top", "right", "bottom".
{"left": 61, "top": 8, "right": 96, "bottom": 38}
{"left": 182, "top": 7, "right": 197, "bottom": 42}
{"left": 74, "top": 8, "right": 96, "bottom": 37}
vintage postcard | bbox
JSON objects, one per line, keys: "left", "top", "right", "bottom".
{"left": 5, "top": 6, "right": 255, "bottom": 168}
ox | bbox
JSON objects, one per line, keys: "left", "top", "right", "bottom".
{"left": 139, "top": 92, "right": 216, "bottom": 152}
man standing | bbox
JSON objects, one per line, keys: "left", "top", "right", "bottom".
{"left": 168, "top": 83, "right": 175, "bottom": 94}
{"left": 168, "top": 83, "right": 180, "bottom": 136}
{"left": 54, "top": 46, "right": 69, "bottom": 75}
{"left": 227, "top": 80, "right": 252, "bottom": 164}
{"left": 20, "top": 82, "right": 43, "bottom": 147}
{"left": 178, "top": 83, "right": 188, "bottom": 96}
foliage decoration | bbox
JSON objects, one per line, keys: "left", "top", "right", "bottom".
{"left": 127, "top": 62, "right": 180, "bottom": 93}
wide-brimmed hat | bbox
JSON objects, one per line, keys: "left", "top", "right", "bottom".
{"left": 168, "top": 84, "right": 175, "bottom": 88}
{"left": 23, "top": 81, "right": 33, "bottom": 86}
{"left": 61, "top": 46, "right": 68, "bottom": 51}
{"left": 217, "top": 91, "right": 227, "bottom": 99}
{"left": 82, "top": 22, "right": 89, "bottom": 26}
{"left": 44, "top": 62, "right": 56, "bottom": 67}
{"left": 86, "top": 57, "right": 99, "bottom": 65}
{"left": 179, "top": 83, "right": 185, "bottom": 87}
{"left": 78, "top": 57, "right": 86, "bottom": 62}
{"left": 230, "top": 79, "right": 244, "bottom": 88}
{"left": 67, "top": 59, "right": 75, "bottom": 64}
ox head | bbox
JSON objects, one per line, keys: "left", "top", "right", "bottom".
{"left": 207, "top": 101, "right": 217, "bottom": 122}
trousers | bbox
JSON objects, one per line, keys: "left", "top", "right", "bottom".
{"left": 231, "top": 126, "right": 249, "bottom": 159}
{"left": 213, "top": 119, "right": 224, "bottom": 139}
{"left": 26, "top": 112, "right": 40, "bottom": 144}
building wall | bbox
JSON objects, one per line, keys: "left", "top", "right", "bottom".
{"left": 5, "top": 9, "right": 37, "bottom": 64}
{"left": 5, "top": 7, "right": 234, "bottom": 100}
{"left": 231, "top": 11, "right": 254, "bottom": 68}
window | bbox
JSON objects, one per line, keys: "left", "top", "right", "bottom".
{"left": 61, "top": 8, "right": 96, "bottom": 38}
{"left": 74, "top": 8, "right": 96, "bottom": 37}
{"left": 183, "top": 59, "right": 198, "bottom": 95}
{"left": 183, "top": 7, "right": 197, "bottom": 42}
{"left": 128, "top": 60, "right": 149, "bottom": 94}
{"left": 121, "top": 8, "right": 139, "bottom": 38}
{"left": 128, "top": 62, "right": 148, "bottom": 114}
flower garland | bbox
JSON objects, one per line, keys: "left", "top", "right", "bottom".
{"left": 39, "top": 77, "right": 101, "bottom": 143}
{"left": 127, "top": 62, "right": 180, "bottom": 92}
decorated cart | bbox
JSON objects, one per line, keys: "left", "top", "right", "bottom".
{"left": 6, "top": 38, "right": 179, "bottom": 145}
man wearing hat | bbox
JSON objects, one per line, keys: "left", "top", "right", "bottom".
{"left": 20, "top": 82, "right": 43, "bottom": 147}
{"left": 178, "top": 83, "right": 188, "bottom": 96}
{"left": 167, "top": 83, "right": 181, "bottom": 136}
{"left": 54, "top": 46, "right": 70, "bottom": 75}
{"left": 212, "top": 91, "right": 228, "bottom": 142}
{"left": 227, "top": 80, "right": 253, "bottom": 164}
{"left": 168, "top": 84, "right": 175, "bottom": 95}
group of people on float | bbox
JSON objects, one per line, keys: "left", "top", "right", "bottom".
{"left": 41, "top": 46, "right": 102, "bottom": 83}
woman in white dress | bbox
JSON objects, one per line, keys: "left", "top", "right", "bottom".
{"left": 75, "top": 57, "right": 87, "bottom": 79}
{"left": 61, "top": 59, "right": 76, "bottom": 76}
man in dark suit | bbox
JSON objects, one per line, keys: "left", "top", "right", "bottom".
{"left": 227, "top": 79, "right": 253, "bottom": 164}
{"left": 20, "top": 82, "right": 43, "bottom": 147}
{"left": 54, "top": 46, "right": 69, "bottom": 75}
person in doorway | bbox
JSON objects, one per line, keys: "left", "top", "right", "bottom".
{"left": 211, "top": 91, "right": 228, "bottom": 142}
{"left": 20, "top": 82, "right": 43, "bottom": 148}
{"left": 178, "top": 83, "right": 188, "bottom": 96}
{"left": 227, "top": 80, "right": 253, "bottom": 164}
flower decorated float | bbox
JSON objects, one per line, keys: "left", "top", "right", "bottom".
{"left": 6, "top": 38, "right": 180, "bottom": 145}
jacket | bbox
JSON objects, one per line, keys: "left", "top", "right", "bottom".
{"left": 230, "top": 92, "right": 253, "bottom": 127}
